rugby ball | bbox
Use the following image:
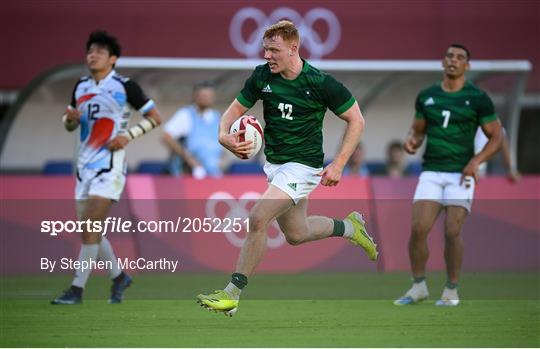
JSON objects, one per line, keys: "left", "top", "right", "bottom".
{"left": 229, "top": 115, "right": 264, "bottom": 159}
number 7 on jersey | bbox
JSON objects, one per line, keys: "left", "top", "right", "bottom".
{"left": 442, "top": 110, "right": 451, "bottom": 128}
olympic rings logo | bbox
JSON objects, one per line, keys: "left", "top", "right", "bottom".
{"left": 206, "top": 191, "right": 286, "bottom": 248}
{"left": 230, "top": 7, "right": 341, "bottom": 59}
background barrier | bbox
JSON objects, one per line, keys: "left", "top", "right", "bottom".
{"left": 1, "top": 175, "right": 538, "bottom": 274}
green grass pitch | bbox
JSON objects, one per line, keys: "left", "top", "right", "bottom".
{"left": 1, "top": 272, "right": 538, "bottom": 347}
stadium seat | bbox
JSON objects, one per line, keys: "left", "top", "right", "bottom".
{"left": 228, "top": 162, "right": 264, "bottom": 175}
{"left": 136, "top": 161, "right": 166, "bottom": 174}
{"left": 406, "top": 161, "right": 422, "bottom": 176}
{"left": 366, "top": 161, "right": 387, "bottom": 175}
{"left": 42, "top": 160, "right": 73, "bottom": 175}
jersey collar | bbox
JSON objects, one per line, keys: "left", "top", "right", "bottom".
{"left": 439, "top": 79, "right": 470, "bottom": 94}
{"left": 91, "top": 69, "right": 116, "bottom": 86}
{"left": 301, "top": 58, "right": 309, "bottom": 73}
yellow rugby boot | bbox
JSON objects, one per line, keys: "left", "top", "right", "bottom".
{"left": 196, "top": 290, "right": 238, "bottom": 317}
{"left": 346, "top": 211, "right": 378, "bottom": 261}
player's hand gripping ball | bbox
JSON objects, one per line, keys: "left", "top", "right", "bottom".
{"left": 229, "top": 115, "right": 264, "bottom": 159}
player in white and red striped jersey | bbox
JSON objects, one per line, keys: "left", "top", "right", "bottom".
{"left": 52, "top": 30, "right": 162, "bottom": 305}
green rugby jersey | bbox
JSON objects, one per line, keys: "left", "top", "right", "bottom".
{"left": 237, "top": 59, "right": 355, "bottom": 168}
{"left": 415, "top": 80, "right": 498, "bottom": 172}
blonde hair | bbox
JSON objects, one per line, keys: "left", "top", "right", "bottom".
{"left": 263, "top": 20, "right": 300, "bottom": 44}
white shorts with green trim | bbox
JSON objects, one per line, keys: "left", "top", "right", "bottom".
{"left": 263, "top": 162, "right": 322, "bottom": 204}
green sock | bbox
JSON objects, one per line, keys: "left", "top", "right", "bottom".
{"left": 231, "top": 272, "right": 248, "bottom": 289}
{"left": 331, "top": 219, "right": 345, "bottom": 237}
{"left": 414, "top": 276, "right": 426, "bottom": 283}
{"left": 445, "top": 281, "right": 458, "bottom": 289}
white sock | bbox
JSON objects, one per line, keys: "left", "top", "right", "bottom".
{"left": 407, "top": 280, "right": 429, "bottom": 300}
{"left": 441, "top": 287, "right": 459, "bottom": 300}
{"left": 97, "top": 237, "right": 122, "bottom": 279}
{"left": 72, "top": 244, "right": 99, "bottom": 288}
{"left": 343, "top": 219, "right": 354, "bottom": 238}
{"left": 224, "top": 282, "right": 242, "bottom": 300}
{"left": 412, "top": 280, "right": 427, "bottom": 291}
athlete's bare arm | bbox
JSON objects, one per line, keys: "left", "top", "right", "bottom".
{"left": 62, "top": 106, "right": 82, "bottom": 132}
{"left": 462, "top": 119, "right": 502, "bottom": 183}
{"left": 404, "top": 118, "right": 427, "bottom": 155}
{"left": 218, "top": 99, "right": 253, "bottom": 159}
{"left": 319, "top": 101, "right": 364, "bottom": 186}
{"left": 108, "top": 107, "right": 162, "bottom": 151}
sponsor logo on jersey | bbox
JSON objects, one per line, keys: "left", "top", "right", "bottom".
{"left": 424, "top": 97, "right": 435, "bottom": 106}
{"left": 262, "top": 84, "right": 272, "bottom": 93}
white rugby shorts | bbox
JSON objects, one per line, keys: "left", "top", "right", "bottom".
{"left": 75, "top": 168, "right": 126, "bottom": 201}
{"left": 413, "top": 171, "right": 475, "bottom": 212}
{"left": 263, "top": 162, "right": 322, "bottom": 204}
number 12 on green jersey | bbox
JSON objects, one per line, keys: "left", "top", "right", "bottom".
{"left": 278, "top": 103, "right": 293, "bottom": 120}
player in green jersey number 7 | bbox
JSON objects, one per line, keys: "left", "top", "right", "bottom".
{"left": 394, "top": 44, "right": 503, "bottom": 307}
{"left": 196, "top": 20, "right": 378, "bottom": 316}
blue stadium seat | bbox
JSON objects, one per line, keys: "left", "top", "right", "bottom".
{"left": 406, "top": 161, "right": 423, "bottom": 176}
{"left": 366, "top": 161, "right": 387, "bottom": 175}
{"left": 364, "top": 161, "right": 422, "bottom": 176}
{"left": 228, "top": 162, "right": 264, "bottom": 175}
{"left": 43, "top": 160, "right": 73, "bottom": 175}
{"left": 136, "top": 161, "right": 166, "bottom": 174}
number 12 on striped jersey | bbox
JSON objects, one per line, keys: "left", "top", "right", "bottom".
{"left": 278, "top": 103, "right": 293, "bottom": 120}
{"left": 442, "top": 110, "right": 451, "bottom": 128}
